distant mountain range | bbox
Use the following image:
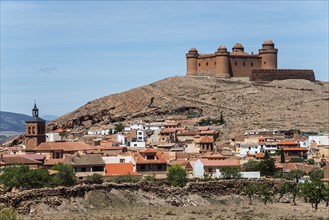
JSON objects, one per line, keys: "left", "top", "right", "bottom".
{"left": 0, "top": 111, "right": 58, "bottom": 133}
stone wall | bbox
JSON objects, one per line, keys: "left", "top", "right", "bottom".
{"left": 0, "top": 179, "right": 287, "bottom": 214}
{"left": 250, "top": 69, "right": 315, "bottom": 82}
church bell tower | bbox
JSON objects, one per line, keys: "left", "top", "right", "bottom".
{"left": 25, "top": 102, "right": 46, "bottom": 150}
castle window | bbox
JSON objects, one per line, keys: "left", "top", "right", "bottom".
{"left": 243, "top": 62, "right": 245, "bottom": 66}
{"left": 251, "top": 62, "right": 253, "bottom": 67}
{"left": 235, "top": 61, "right": 237, "bottom": 66}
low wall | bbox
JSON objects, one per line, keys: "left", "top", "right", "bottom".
{"left": 250, "top": 69, "right": 315, "bottom": 82}
{"left": 0, "top": 178, "right": 287, "bottom": 214}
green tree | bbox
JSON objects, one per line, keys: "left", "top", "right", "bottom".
{"left": 114, "top": 123, "right": 125, "bottom": 132}
{"left": 259, "top": 152, "right": 276, "bottom": 177}
{"left": 241, "top": 160, "right": 260, "bottom": 172}
{"left": 300, "top": 180, "right": 325, "bottom": 210}
{"left": 0, "top": 166, "right": 50, "bottom": 190}
{"left": 282, "top": 170, "right": 304, "bottom": 183}
{"left": 240, "top": 183, "right": 257, "bottom": 205}
{"left": 86, "top": 173, "right": 103, "bottom": 184}
{"left": 220, "top": 166, "right": 241, "bottom": 179}
{"left": 322, "top": 184, "right": 329, "bottom": 207}
{"left": 280, "top": 149, "right": 285, "bottom": 163}
{"left": 51, "top": 163, "right": 76, "bottom": 186}
{"left": 257, "top": 183, "right": 273, "bottom": 205}
{"left": 309, "top": 168, "right": 324, "bottom": 181}
{"left": 167, "top": 165, "right": 188, "bottom": 187}
{"left": 278, "top": 182, "right": 300, "bottom": 205}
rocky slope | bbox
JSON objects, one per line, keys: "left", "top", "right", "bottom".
{"left": 48, "top": 76, "right": 329, "bottom": 139}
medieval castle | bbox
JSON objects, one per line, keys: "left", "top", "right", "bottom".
{"left": 186, "top": 40, "right": 315, "bottom": 81}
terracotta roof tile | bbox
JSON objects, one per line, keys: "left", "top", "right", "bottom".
{"left": 34, "top": 142, "right": 99, "bottom": 152}
{"left": 63, "top": 154, "right": 105, "bottom": 166}
{"left": 1, "top": 155, "right": 41, "bottom": 166}
{"left": 105, "top": 163, "right": 138, "bottom": 176}
{"left": 199, "top": 136, "right": 214, "bottom": 143}
{"left": 283, "top": 147, "right": 308, "bottom": 151}
{"left": 278, "top": 141, "right": 299, "bottom": 145}
{"left": 200, "top": 158, "right": 240, "bottom": 167}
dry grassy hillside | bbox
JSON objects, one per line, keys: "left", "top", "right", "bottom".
{"left": 48, "top": 76, "right": 329, "bottom": 139}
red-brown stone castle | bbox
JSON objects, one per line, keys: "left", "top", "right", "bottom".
{"left": 186, "top": 40, "right": 315, "bottom": 81}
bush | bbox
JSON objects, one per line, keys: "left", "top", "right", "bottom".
{"left": 167, "top": 165, "right": 188, "bottom": 187}
{"left": 0, "top": 206, "right": 23, "bottom": 220}
{"left": 86, "top": 174, "right": 103, "bottom": 184}
{"left": 220, "top": 166, "right": 241, "bottom": 179}
{"left": 51, "top": 163, "right": 76, "bottom": 186}
{"left": 144, "top": 173, "right": 156, "bottom": 182}
{"left": 111, "top": 175, "right": 140, "bottom": 184}
{"left": 289, "top": 158, "right": 305, "bottom": 163}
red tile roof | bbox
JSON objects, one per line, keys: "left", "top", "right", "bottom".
{"left": 200, "top": 130, "right": 217, "bottom": 135}
{"left": 283, "top": 147, "right": 308, "bottom": 151}
{"left": 33, "top": 142, "right": 99, "bottom": 152}
{"left": 53, "top": 128, "right": 64, "bottom": 133}
{"left": 133, "top": 150, "right": 167, "bottom": 164}
{"left": 160, "top": 128, "right": 185, "bottom": 134}
{"left": 105, "top": 163, "right": 138, "bottom": 176}
{"left": 0, "top": 155, "right": 42, "bottom": 166}
{"left": 255, "top": 153, "right": 265, "bottom": 159}
{"left": 200, "top": 158, "right": 240, "bottom": 167}
{"left": 278, "top": 141, "right": 299, "bottom": 145}
{"left": 197, "top": 126, "right": 209, "bottom": 131}
{"left": 199, "top": 136, "right": 214, "bottom": 143}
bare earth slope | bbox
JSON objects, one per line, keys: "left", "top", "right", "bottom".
{"left": 48, "top": 76, "right": 329, "bottom": 138}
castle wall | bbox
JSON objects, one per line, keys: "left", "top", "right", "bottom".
{"left": 250, "top": 69, "right": 315, "bottom": 82}
{"left": 229, "top": 56, "right": 261, "bottom": 77}
{"left": 196, "top": 55, "right": 216, "bottom": 76}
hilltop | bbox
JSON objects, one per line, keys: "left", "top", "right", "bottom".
{"left": 48, "top": 76, "right": 329, "bottom": 139}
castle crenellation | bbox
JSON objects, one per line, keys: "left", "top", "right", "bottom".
{"left": 186, "top": 40, "right": 315, "bottom": 81}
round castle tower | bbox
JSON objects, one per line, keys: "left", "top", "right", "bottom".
{"left": 215, "top": 45, "right": 230, "bottom": 78}
{"left": 259, "top": 40, "right": 278, "bottom": 69}
{"left": 186, "top": 48, "right": 199, "bottom": 76}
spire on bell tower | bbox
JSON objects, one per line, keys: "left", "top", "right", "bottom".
{"left": 32, "top": 100, "right": 39, "bottom": 117}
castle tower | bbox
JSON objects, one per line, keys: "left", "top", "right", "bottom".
{"left": 25, "top": 102, "right": 46, "bottom": 151}
{"left": 259, "top": 40, "right": 278, "bottom": 69}
{"left": 215, "top": 45, "right": 230, "bottom": 78}
{"left": 186, "top": 48, "right": 199, "bottom": 76}
{"left": 232, "top": 43, "right": 244, "bottom": 53}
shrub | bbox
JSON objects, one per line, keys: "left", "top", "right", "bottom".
{"left": 289, "top": 158, "right": 305, "bottom": 163}
{"left": 202, "top": 172, "right": 213, "bottom": 181}
{"left": 144, "top": 173, "right": 156, "bottom": 182}
{"left": 0, "top": 205, "right": 23, "bottom": 220}
{"left": 220, "top": 166, "right": 241, "bottom": 179}
{"left": 86, "top": 173, "right": 103, "bottom": 184}
{"left": 112, "top": 175, "right": 140, "bottom": 184}
{"left": 167, "top": 165, "right": 188, "bottom": 187}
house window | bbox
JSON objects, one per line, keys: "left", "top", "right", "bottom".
{"left": 214, "top": 62, "right": 216, "bottom": 65}
{"left": 92, "top": 166, "right": 104, "bottom": 172}
{"left": 235, "top": 61, "right": 237, "bottom": 66}
{"left": 199, "top": 63, "right": 201, "bottom": 67}
{"left": 243, "top": 62, "right": 245, "bottom": 66}
{"left": 120, "top": 159, "right": 125, "bottom": 163}
{"left": 264, "top": 62, "right": 266, "bottom": 64}
{"left": 141, "top": 165, "right": 145, "bottom": 170}
{"left": 206, "top": 62, "right": 208, "bottom": 66}
{"left": 251, "top": 62, "right": 253, "bottom": 66}
{"left": 81, "top": 167, "right": 87, "bottom": 172}
{"left": 157, "top": 165, "right": 162, "bottom": 170}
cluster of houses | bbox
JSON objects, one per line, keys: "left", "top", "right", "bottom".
{"left": 1, "top": 105, "right": 329, "bottom": 182}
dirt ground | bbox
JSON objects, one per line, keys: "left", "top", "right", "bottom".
{"left": 24, "top": 189, "right": 329, "bottom": 220}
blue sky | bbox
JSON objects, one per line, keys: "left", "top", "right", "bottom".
{"left": 1, "top": 1, "right": 328, "bottom": 116}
